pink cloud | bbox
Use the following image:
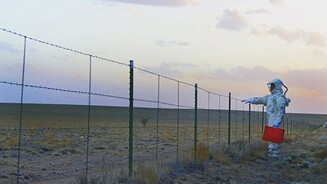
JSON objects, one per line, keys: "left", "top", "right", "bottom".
{"left": 100, "top": 0, "right": 199, "bottom": 7}
{"left": 155, "top": 39, "right": 190, "bottom": 47}
{"left": 252, "top": 26, "right": 326, "bottom": 47}
{"left": 217, "top": 9, "right": 247, "bottom": 31}
{"left": 305, "top": 32, "right": 326, "bottom": 47}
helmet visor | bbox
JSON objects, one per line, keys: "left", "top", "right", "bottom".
{"left": 267, "top": 83, "right": 275, "bottom": 92}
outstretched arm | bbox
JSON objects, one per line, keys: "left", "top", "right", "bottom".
{"left": 242, "top": 95, "right": 268, "bottom": 105}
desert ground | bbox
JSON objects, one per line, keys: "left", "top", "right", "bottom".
{"left": 0, "top": 103, "right": 326, "bottom": 183}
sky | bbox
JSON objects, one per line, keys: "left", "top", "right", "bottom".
{"left": 0, "top": 0, "right": 327, "bottom": 114}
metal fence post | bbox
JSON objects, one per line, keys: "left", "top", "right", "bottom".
{"left": 194, "top": 83, "right": 198, "bottom": 163}
{"left": 248, "top": 104, "right": 251, "bottom": 142}
{"left": 85, "top": 55, "right": 92, "bottom": 181}
{"left": 242, "top": 103, "right": 245, "bottom": 141}
{"left": 17, "top": 36, "right": 27, "bottom": 184}
{"left": 176, "top": 81, "right": 180, "bottom": 163}
{"left": 235, "top": 100, "right": 238, "bottom": 141}
{"left": 228, "top": 92, "right": 231, "bottom": 148}
{"left": 218, "top": 95, "right": 221, "bottom": 147}
{"left": 128, "top": 60, "right": 134, "bottom": 177}
{"left": 156, "top": 75, "right": 160, "bottom": 164}
{"left": 207, "top": 92, "right": 210, "bottom": 146}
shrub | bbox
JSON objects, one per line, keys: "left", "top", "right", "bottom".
{"left": 314, "top": 149, "right": 327, "bottom": 160}
{"left": 43, "top": 133, "right": 56, "bottom": 145}
{"left": 220, "top": 140, "right": 266, "bottom": 163}
{"left": 214, "top": 149, "right": 231, "bottom": 165}
{"left": 196, "top": 142, "right": 209, "bottom": 163}
{"left": 136, "top": 162, "right": 158, "bottom": 184}
{"left": 7, "top": 136, "right": 17, "bottom": 147}
{"left": 140, "top": 117, "right": 149, "bottom": 127}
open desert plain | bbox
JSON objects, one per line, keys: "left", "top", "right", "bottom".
{"left": 0, "top": 103, "right": 326, "bottom": 183}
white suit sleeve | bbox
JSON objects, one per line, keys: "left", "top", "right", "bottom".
{"left": 272, "top": 106, "right": 285, "bottom": 127}
{"left": 243, "top": 95, "right": 269, "bottom": 105}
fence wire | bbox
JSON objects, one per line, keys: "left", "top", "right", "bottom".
{"left": 0, "top": 28, "right": 321, "bottom": 184}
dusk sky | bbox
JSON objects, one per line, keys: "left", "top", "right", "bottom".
{"left": 1, "top": 0, "right": 327, "bottom": 114}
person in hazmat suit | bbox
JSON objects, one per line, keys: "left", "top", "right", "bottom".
{"left": 242, "top": 78, "right": 291, "bottom": 158}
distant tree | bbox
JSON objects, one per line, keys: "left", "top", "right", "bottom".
{"left": 140, "top": 117, "right": 149, "bottom": 127}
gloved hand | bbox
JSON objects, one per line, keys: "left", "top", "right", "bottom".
{"left": 272, "top": 124, "right": 279, "bottom": 128}
{"left": 242, "top": 98, "right": 254, "bottom": 104}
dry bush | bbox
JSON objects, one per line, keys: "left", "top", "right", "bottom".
{"left": 135, "top": 162, "right": 158, "bottom": 184}
{"left": 43, "top": 132, "right": 56, "bottom": 145}
{"left": 7, "top": 136, "right": 17, "bottom": 147}
{"left": 179, "top": 142, "right": 210, "bottom": 171}
{"left": 140, "top": 117, "right": 149, "bottom": 127}
{"left": 214, "top": 149, "right": 231, "bottom": 165}
{"left": 314, "top": 163, "right": 327, "bottom": 175}
{"left": 182, "top": 142, "right": 209, "bottom": 162}
{"left": 223, "top": 140, "right": 266, "bottom": 163}
{"left": 196, "top": 142, "right": 209, "bottom": 163}
{"left": 314, "top": 149, "right": 327, "bottom": 160}
{"left": 283, "top": 136, "right": 295, "bottom": 143}
{"left": 162, "top": 127, "right": 175, "bottom": 141}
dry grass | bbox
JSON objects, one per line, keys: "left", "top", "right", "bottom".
{"left": 314, "top": 149, "right": 327, "bottom": 160}
{"left": 43, "top": 132, "right": 57, "bottom": 145}
{"left": 196, "top": 142, "right": 209, "bottom": 163}
{"left": 162, "top": 127, "right": 175, "bottom": 141}
{"left": 135, "top": 162, "right": 158, "bottom": 184}
{"left": 214, "top": 149, "right": 231, "bottom": 165}
{"left": 216, "top": 140, "right": 266, "bottom": 163}
{"left": 182, "top": 142, "right": 210, "bottom": 163}
{"left": 7, "top": 136, "right": 17, "bottom": 147}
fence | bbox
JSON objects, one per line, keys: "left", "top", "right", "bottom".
{"left": 0, "top": 28, "right": 319, "bottom": 183}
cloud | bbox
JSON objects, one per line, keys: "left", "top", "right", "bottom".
{"left": 252, "top": 26, "right": 326, "bottom": 47}
{"left": 268, "top": 26, "right": 305, "bottom": 43}
{"left": 0, "top": 41, "right": 19, "bottom": 54}
{"left": 310, "top": 49, "right": 326, "bottom": 58}
{"left": 269, "top": 0, "right": 284, "bottom": 5}
{"left": 217, "top": 9, "right": 247, "bottom": 31}
{"left": 170, "top": 63, "right": 195, "bottom": 68}
{"left": 214, "top": 66, "right": 279, "bottom": 81}
{"left": 305, "top": 32, "right": 326, "bottom": 47}
{"left": 142, "top": 63, "right": 180, "bottom": 76}
{"left": 99, "top": 0, "right": 199, "bottom": 7}
{"left": 213, "top": 66, "right": 327, "bottom": 99}
{"left": 155, "top": 39, "right": 190, "bottom": 47}
{"left": 245, "top": 9, "right": 270, "bottom": 14}
{"left": 285, "top": 68, "right": 327, "bottom": 96}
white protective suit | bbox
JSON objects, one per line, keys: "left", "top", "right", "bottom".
{"left": 243, "top": 78, "right": 291, "bottom": 158}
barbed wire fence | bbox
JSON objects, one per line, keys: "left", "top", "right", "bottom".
{"left": 0, "top": 28, "right": 319, "bottom": 183}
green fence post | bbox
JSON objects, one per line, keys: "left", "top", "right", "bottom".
{"left": 218, "top": 95, "right": 221, "bottom": 147}
{"left": 194, "top": 83, "right": 198, "bottom": 163}
{"left": 207, "top": 92, "right": 210, "bottom": 147}
{"left": 128, "top": 60, "right": 134, "bottom": 177}
{"left": 156, "top": 75, "right": 160, "bottom": 165}
{"left": 85, "top": 55, "right": 92, "bottom": 181}
{"left": 261, "top": 106, "right": 264, "bottom": 134}
{"left": 176, "top": 81, "right": 180, "bottom": 163}
{"left": 228, "top": 92, "right": 231, "bottom": 148}
{"left": 248, "top": 104, "right": 251, "bottom": 142}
